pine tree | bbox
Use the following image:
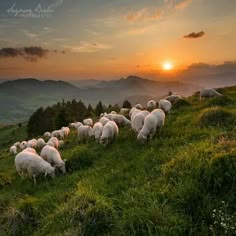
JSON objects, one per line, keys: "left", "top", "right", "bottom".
{"left": 95, "top": 101, "right": 104, "bottom": 116}
{"left": 122, "top": 100, "right": 132, "bottom": 108}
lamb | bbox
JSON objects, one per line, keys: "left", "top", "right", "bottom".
{"left": 70, "top": 122, "right": 83, "bottom": 129}
{"left": 15, "top": 151, "right": 55, "bottom": 184}
{"left": 58, "top": 140, "right": 64, "bottom": 148}
{"left": 83, "top": 118, "right": 93, "bottom": 127}
{"left": 120, "top": 108, "right": 130, "bottom": 115}
{"left": 10, "top": 145, "right": 17, "bottom": 155}
{"left": 44, "top": 132, "right": 51, "bottom": 138}
{"left": 109, "top": 114, "right": 131, "bottom": 126}
{"left": 147, "top": 100, "right": 156, "bottom": 110}
{"left": 51, "top": 130, "right": 64, "bottom": 139}
{"left": 137, "top": 109, "right": 165, "bottom": 143}
{"left": 99, "top": 116, "right": 109, "bottom": 126}
{"left": 20, "top": 141, "right": 27, "bottom": 150}
{"left": 92, "top": 122, "right": 103, "bottom": 143}
{"left": 27, "top": 139, "right": 37, "bottom": 149}
{"left": 135, "top": 104, "right": 143, "bottom": 110}
{"left": 200, "top": 88, "right": 223, "bottom": 100}
{"left": 100, "top": 121, "right": 119, "bottom": 146}
{"left": 48, "top": 137, "right": 59, "bottom": 149}
{"left": 132, "top": 110, "right": 150, "bottom": 133}
{"left": 164, "top": 94, "right": 181, "bottom": 104}
{"left": 158, "top": 99, "right": 172, "bottom": 113}
{"left": 22, "top": 148, "right": 37, "bottom": 154}
{"left": 78, "top": 125, "right": 94, "bottom": 142}
{"left": 40, "top": 145, "right": 66, "bottom": 174}
{"left": 37, "top": 138, "right": 46, "bottom": 149}
{"left": 61, "top": 127, "right": 70, "bottom": 137}
{"left": 129, "top": 107, "right": 141, "bottom": 123}
{"left": 14, "top": 142, "right": 20, "bottom": 148}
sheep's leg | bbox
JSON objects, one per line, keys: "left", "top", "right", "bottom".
{"left": 33, "top": 175, "right": 37, "bottom": 185}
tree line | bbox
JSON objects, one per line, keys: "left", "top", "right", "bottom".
{"left": 27, "top": 99, "right": 132, "bottom": 137}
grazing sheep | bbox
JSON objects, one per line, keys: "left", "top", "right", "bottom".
{"left": 37, "top": 138, "right": 46, "bottom": 149}
{"left": 51, "top": 130, "right": 64, "bottom": 139}
{"left": 100, "top": 121, "right": 119, "bottom": 146}
{"left": 61, "top": 127, "right": 70, "bottom": 137}
{"left": 99, "top": 116, "right": 109, "bottom": 126}
{"left": 15, "top": 151, "right": 55, "bottom": 184}
{"left": 70, "top": 122, "right": 83, "bottom": 129}
{"left": 14, "top": 142, "right": 20, "bottom": 148}
{"left": 137, "top": 109, "right": 165, "bottom": 143}
{"left": 10, "top": 145, "right": 17, "bottom": 155}
{"left": 44, "top": 132, "right": 51, "bottom": 138}
{"left": 120, "top": 108, "right": 130, "bottom": 115}
{"left": 158, "top": 99, "right": 172, "bottom": 113}
{"left": 109, "top": 114, "right": 131, "bottom": 126}
{"left": 110, "top": 111, "right": 117, "bottom": 114}
{"left": 129, "top": 107, "right": 141, "bottom": 123}
{"left": 26, "top": 139, "right": 37, "bottom": 149}
{"left": 147, "top": 100, "right": 156, "bottom": 110}
{"left": 92, "top": 122, "right": 103, "bottom": 143}
{"left": 78, "top": 125, "right": 94, "bottom": 142}
{"left": 132, "top": 110, "right": 150, "bottom": 133}
{"left": 58, "top": 140, "right": 64, "bottom": 148}
{"left": 83, "top": 118, "right": 93, "bottom": 127}
{"left": 48, "top": 137, "right": 59, "bottom": 149}
{"left": 20, "top": 141, "right": 27, "bottom": 150}
{"left": 40, "top": 145, "right": 66, "bottom": 174}
{"left": 164, "top": 94, "right": 181, "bottom": 104}
{"left": 100, "top": 113, "right": 104, "bottom": 118}
{"left": 135, "top": 104, "right": 143, "bottom": 110}
{"left": 200, "top": 88, "right": 223, "bottom": 100}
{"left": 22, "top": 148, "right": 37, "bottom": 154}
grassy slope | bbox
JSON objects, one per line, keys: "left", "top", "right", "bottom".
{"left": 0, "top": 87, "right": 236, "bottom": 235}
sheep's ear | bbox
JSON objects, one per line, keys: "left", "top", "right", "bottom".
{"left": 45, "top": 171, "right": 48, "bottom": 177}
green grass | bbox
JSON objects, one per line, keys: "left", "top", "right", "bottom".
{"left": 0, "top": 86, "right": 236, "bottom": 235}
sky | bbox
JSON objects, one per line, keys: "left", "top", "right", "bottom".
{"left": 0, "top": 0, "right": 236, "bottom": 80}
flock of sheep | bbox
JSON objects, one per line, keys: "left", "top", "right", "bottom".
{"left": 9, "top": 88, "right": 223, "bottom": 184}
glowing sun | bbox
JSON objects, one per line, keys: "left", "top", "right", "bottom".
{"left": 162, "top": 61, "right": 174, "bottom": 71}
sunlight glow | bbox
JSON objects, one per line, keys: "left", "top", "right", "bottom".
{"left": 162, "top": 61, "right": 174, "bottom": 71}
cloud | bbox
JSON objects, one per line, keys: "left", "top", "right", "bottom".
{"left": 125, "top": 8, "right": 162, "bottom": 23}
{"left": 67, "top": 42, "right": 112, "bottom": 53}
{"left": 0, "top": 46, "right": 63, "bottom": 61}
{"left": 175, "top": 0, "right": 192, "bottom": 9}
{"left": 184, "top": 31, "right": 205, "bottom": 39}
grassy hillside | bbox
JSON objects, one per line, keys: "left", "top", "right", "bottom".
{"left": 0, "top": 87, "right": 236, "bottom": 235}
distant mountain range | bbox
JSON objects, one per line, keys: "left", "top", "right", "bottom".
{"left": 0, "top": 73, "right": 235, "bottom": 124}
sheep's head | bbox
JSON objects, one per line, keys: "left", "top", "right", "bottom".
{"left": 137, "top": 132, "right": 147, "bottom": 143}
{"left": 57, "top": 162, "right": 66, "bottom": 174}
{"left": 46, "top": 166, "right": 55, "bottom": 178}
{"left": 100, "top": 137, "right": 108, "bottom": 146}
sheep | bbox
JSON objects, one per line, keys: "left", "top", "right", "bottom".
{"left": 100, "top": 121, "right": 119, "bottom": 146}
{"left": 147, "top": 100, "right": 156, "bottom": 110}
{"left": 120, "top": 108, "right": 130, "bottom": 115}
{"left": 110, "top": 111, "right": 117, "bottom": 114}
{"left": 200, "top": 88, "right": 223, "bottom": 100}
{"left": 137, "top": 109, "right": 165, "bottom": 143}
{"left": 83, "top": 118, "right": 93, "bottom": 127}
{"left": 109, "top": 114, "right": 131, "bottom": 126}
{"left": 129, "top": 107, "right": 141, "bottom": 123}
{"left": 37, "top": 138, "right": 46, "bottom": 149}
{"left": 44, "top": 132, "right": 51, "bottom": 138}
{"left": 51, "top": 130, "right": 64, "bottom": 139}
{"left": 78, "top": 125, "right": 94, "bottom": 142}
{"left": 22, "top": 148, "right": 37, "bottom": 154}
{"left": 15, "top": 151, "right": 55, "bottom": 184}
{"left": 92, "top": 122, "right": 103, "bottom": 143}
{"left": 48, "top": 137, "right": 59, "bottom": 149}
{"left": 10, "top": 145, "right": 17, "bottom": 155}
{"left": 100, "top": 113, "right": 104, "bottom": 118}
{"left": 20, "top": 141, "right": 27, "bottom": 150}
{"left": 132, "top": 110, "right": 150, "bottom": 133}
{"left": 40, "top": 145, "right": 66, "bottom": 174}
{"left": 164, "top": 94, "right": 181, "bottom": 104}
{"left": 70, "top": 122, "right": 83, "bottom": 129}
{"left": 27, "top": 139, "right": 37, "bottom": 149}
{"left": 99, "top": 116, "right": 109, "bottom": 126}
{"left": 14, "top": 142, "right": 20, "bottom": 148}
{"left": 58, "top": 140, "right": 64, "bottom": 148}
{"left": 135, "top": 104, "right": 143, "bottom": 110}
{"left": 61, "top": 127, "right": 70, "bottom": 137}
{"left": 158, "top": 99, "right": 172, "bottom": 113}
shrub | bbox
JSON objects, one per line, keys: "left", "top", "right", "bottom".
{"left": 172, "top": 99, "right": 191, "bottom": 109}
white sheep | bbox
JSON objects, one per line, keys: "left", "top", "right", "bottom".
{"left": 132, "top": 110, "right": 150, "bottom": 133}
{"left": 15, "top": 151, "right": 55, "bottom": 184}
{"left": 48, "top": 137, "right": 59, "bottom": 149}
{"left": 137, "top": 109, "right": 165, "bottom": 143}
{"left": 58, "top": 140, "right": 64, "bottom": 148}
{"left": 92, "top": 122, "right": 103, "bottom": 143}
{"left": 20, "top": 141, "right": 27, "bottom": 150}
{"left": 61, "top": 127, "right": 70, "bottom": 137}
{"left": 44, "top": 132, "right": 51, "bottom": 138}
{"left": 100, "top": 121, "right": 119, "bottom": 146}
{"left": 147, "top": 100, "right": 156, "bottom": 110}
{"left": 135, "top": 104, "right": 143, "bottom": 110}
{"left": 37, "top": 138, "right": 46, "bottom": 149}
{"left": 83, "top": 118, "right": 93, "bottom": 127}
{"left": 158, "top": 99, "right": 172, "bottom": 113}
{"left": 40, "top": 145, "right": 66, "bottom": 174}
{"left": 22, "top": 148, "right": 37, "bottom": 154}
{"left": 70, "top": 122, "right": 83, "bottom": 129}
{"left": 78, "top": 125, "right": 94, "bottom": 142}
{"left": 164, "top": 94, "right": 181, "bottom": 104}
{"left": 99, "top": 116, "right": 109, "bottom": 126}
{"left": 120, "top": 108, "right": 130, "bottom": 115}
{"left": 200, "top": 88, "right": 223, "bottom": 100}
{"left": 10, "top": 145, "right": 17, "bottom": 155}
{"left": 110, "top": 111, "right": 117, "bottom": 114}
{"left": 129, "top": 107, "right": 141, "bottom": 124}
{"left": 14, "top": 142, "right": 20, "bottom": 148}
{"left": 27, "top": 139, "right": 37, "bottom": 149}
{"left": 109, "top": 114, "right": 131, "bottom": 126}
